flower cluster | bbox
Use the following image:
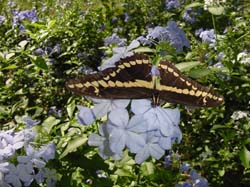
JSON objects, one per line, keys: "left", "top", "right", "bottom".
{"left": 176, "top": 164, "right": 209, "bottom": 187}
{"left": 12, "top": 8, "right": 38, "bottom": 32}
{"left": 77, "top": 99, "right": 182, "bottom": 164}
{"left": 195, "top": 28, "right": 216, "bottom": 48}
{"left": 165, "top": 0, "right": 180, "bottom": 10}
{"left": 137, "top": 21, "right": 190, "bottom": 53}
{"left": 0, "top": 117, "right": 56, "bottom": 187}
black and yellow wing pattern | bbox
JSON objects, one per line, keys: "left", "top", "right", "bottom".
{"left": 66, "top": 54, "right": 224, "bottom": 107}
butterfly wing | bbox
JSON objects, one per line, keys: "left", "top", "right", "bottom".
{"left": 157, "top": 61, "right": 224, "bottom": 107}
{"left": 66, "top": 54, "right": 154, "bottom": 99}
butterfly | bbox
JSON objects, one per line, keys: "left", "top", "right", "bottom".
{"left": 66, "top": 54, "right": 224, "bottom": 107}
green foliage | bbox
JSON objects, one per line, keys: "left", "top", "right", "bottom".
{"left": 0, "top": 0, "right": 250, "bottom": 186}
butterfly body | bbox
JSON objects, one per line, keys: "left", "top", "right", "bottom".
{"left": 67, "top": 54, "right": 224, "bottom": 107}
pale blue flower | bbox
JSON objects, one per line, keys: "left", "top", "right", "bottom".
{"left": 23, "top": 117, "right": 39, "bottom": 128}
{"left": 104, "top": 33, "right": 126, "bottom": 47}
{"left": 4, "top": 163, "right": 33, "bottom": 187}
{"left": 88, "top": 124, "right": 122, "bottom": 160}
{"left": 166, "top": 21, "right": 190, "bottom": 52}
{"left": 134, "top": 131, "right": 165, "bottom": 164}
{"left": 183, "top": 8, "right": 197, "bottom": 24}
{"left": 106, "top": 109, "right": 148, "bottom": 154}
{"left": 0, "top": 15, "right": 5, "bottom": 24}
{"left": 99, "top": 40, "right": 140, "bottom": 70}
{"left": 165, "top": 0, "right": 180, "bottom": 9}
{"left": 198, "top": 29, "right": 215, "bottom": 44}
{"left": 92, "top": 98, "right": 130, "bottom": 118}
{"left": 77, "top": 106, "right": 95, "bottom": 125}
{"left": 131, "top": 99, "right": 181, "bottom": 136}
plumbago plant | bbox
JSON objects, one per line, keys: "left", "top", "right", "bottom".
{"left": 0, "top": 0, "right": 250, "bottom": 187}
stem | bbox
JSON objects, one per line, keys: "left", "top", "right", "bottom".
{"left": 236, "top": 31, "right": 250, "bottom": 42}
{"left": 211, "top": 14, "right": 217, "bottom": 41}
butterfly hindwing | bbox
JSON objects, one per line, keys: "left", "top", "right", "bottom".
{"left": 157, "top": 61, "right": 224, "bottom": 107}
{"left": 66, "top": 54, "right": 154, "bottom": 99}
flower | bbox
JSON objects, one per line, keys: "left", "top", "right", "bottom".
{"left": 0, "top": 16, "right": 5, "bottom": 24}
{"left": 91, "top": 98, "right": 130, "bottom": 118}
{"left": 165, "top": 0, "right": 180, "bottom": 10}
{"left": 23, "top": 117, "right": 39, "bottom": 128}
{"left": 88, "top": 124, "right": 122, "bottom": 160}
{"left": 4, "top": 163, "right": 33, "bottom": 187}
{"left": 33, "top": 48, "right": 45, "bottom": 56}
{"left": 99, "top": 40, "right": 140, "bottom": 70}
{"left": 0, "top": 129, "right": 25, "bottom": 160}
{"left": 77, "top": 106, "right": 95, "bottom": 125}
{"left": 104, "top": 33, "right": 127, "bottom": 47}
{"left": 131, "top": 99, "right": 181, "bottom": 137}
{"left": 165, "top": 21, "right": 190, "bottom": 52}
{"left": 134, "top": 131, "right": 165, "bottom": 164}
{"left": 198, "top": 29, "right": 216, "bottom": 47}
{"left": 106, "top": 109, "right": 148, "bottom": 154}
{"left": 183, "top": 8, "right": 197, "bottom": 24}
{"left": 231, "top": 111, "right": 249, "bottom": 120}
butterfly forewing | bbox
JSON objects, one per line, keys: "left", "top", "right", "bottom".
{"left": 66, "top": 54, "right": 154, "bottom": 99}
{"left": 157, "top": 61, "right": 224, "bottom": 107}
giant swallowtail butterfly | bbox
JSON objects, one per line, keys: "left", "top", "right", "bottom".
{"left": 66, "top": 54, "right": 224, "bottom": 107}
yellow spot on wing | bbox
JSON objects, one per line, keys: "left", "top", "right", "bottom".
{"left": 190, "top": 90, "right": 195, "bottom": 96}
{"left": 182, "top": 89, "right": 189, "bottom": 94}
{"left": 68, "top": 84, "right": 74, "bottom": 88}
{"left": 103, "top": 75, "right": 110, "bottom": 80}
{"left": 136, "top": 59, "right": 143, "bottom": 64}
{"left": 130, "top": 61, "right": 136, "bottom": 65}
{"left": 110, "top": 72, "right": 116, "bottom": 77}
{"left": 75, "top": 83, "right": 84, "bottom": 88}
{"left": 124, "top": 63, "right": 131, "bottom": 67}
{"left": 192, "top": 86, "right": 198, "bottom": 90}
{"left": 84, "top": 82, "right": 92, "bottom": 87}
{"left": 173, "top": 72, "right": 179, "bottom": 77}
{"left": 160, "top": 64, "right": 168, "bottom": 69}
{"left": 118, "top": 64, "right": 125, "bottom": 69}
{"left": 108, "top": 80, "right": 115, "bottom": 87}
{"left": 91, "top": 81, "right": 99, "bottom": 87}
{"left": 98, "top": 80, "right": 108, "bottom": 87}
{"left": 115, "top": 81, "right": 123, "bottom": 87}
{"left": 168, "top": 67, "right": 174, "bottom": 72}
{"left": 195, "top": 90, "right": 202, "bottom": 97}
{"left": 142, "top": 59, "right": 149, "bottom": 64}
{"left": 186, "top": 81, "right": 191, "bottom": 86}
{"left": 202, "top": 92, "right": 208, "bottom": 97}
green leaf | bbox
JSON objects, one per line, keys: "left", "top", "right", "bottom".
{"left": 67, "top": 99, "right": 76, "bottom": 119}
{"left": 59, "top": 135, "right": 88, "bottom": 159}
{"left": 0, "top": 64, "right": 18, "bottom": 70}
{"left": 134, "top": 47, "right": 155, "bottom": 53}
{"left": 239, "top": 146, "right": 250, "bottom": 168}
{"left": 31, "top": 56, "right": 48, "bottom": 70}
{"left": 188, "top": 68, "right": 211, "bottom": 78}
{"left": 185, "top": 2, "right": 203, "bottom": 8}
{"left": 141, "top": 162, "right": 154, "bottom": 176}
{"left": 208, "top": 6, "right": 225, "bottom": 15}
{"left": 5, "top": 53, "right": 15, "bottom": 60}
{"left": 176, "top": 61, "right": 200, "bottom": 72}
{"left": 41, "top": 116, "right": 61, "bottom": 134}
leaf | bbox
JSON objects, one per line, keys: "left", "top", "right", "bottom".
{"left": 239, "top": 146, "right": 250, "bottom": 168}
{"left": 141, "top": 162, "right": 155, "bottom": 176}
{"left": 188, "top": 67, "right": 212, "bottom": 78}
{"left": 18, "top": 40, "right": 29, "bottom": 49}
{"left": 59, "top": 135, "right": 88, "bottom": 159}
{"left": 208, "top": 6, "right": 225, "bottom": 15}
{"left": 41, "top": 116, "right": 61, "bottom": 134}
{"left": 31, "top": 56, "right": 48, "bottom": 70}
{"left": 67, "top": 99, "right": 76, "bottom": 119}
{"left": 0, "top": 64, "right": 18, "bottom": 70}
{"left": 134, "top": 47, "right": 155, "bottom": 53}
{"left": 5, "top": 53, "right": 15, "bottom": 60}
{"left": 185, "top": 2, "right": 203, "bottom": 8}
{"left": 175, "top": 61, "right": 200, "bottom": 72}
